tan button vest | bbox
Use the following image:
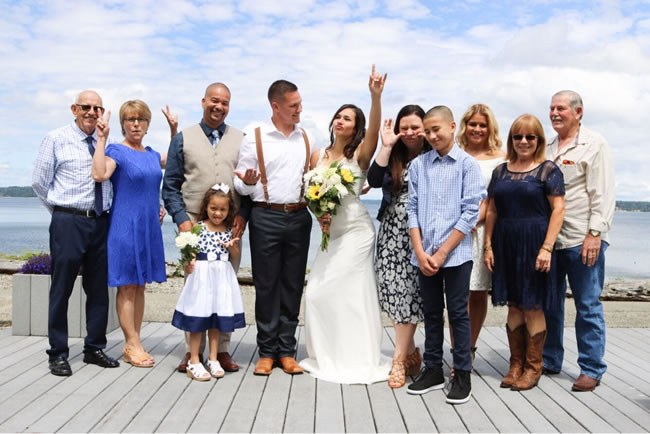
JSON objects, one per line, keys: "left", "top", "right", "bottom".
{"left": 181, "top": 124, "right": 244, "bottom": 216}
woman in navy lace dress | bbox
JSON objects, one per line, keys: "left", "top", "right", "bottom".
{"left": 484, "top": 114, "right": 565, "bottom": 391}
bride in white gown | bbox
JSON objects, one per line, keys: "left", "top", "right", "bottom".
{"left": 299, "top": 65, "right": 391, "bottom": 384}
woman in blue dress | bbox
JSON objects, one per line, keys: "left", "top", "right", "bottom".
{"left": 92, "top": 100, "right": 167, "bottom": 368}
{"left": 484, "top": 114, "right": 565, "bottom": 391}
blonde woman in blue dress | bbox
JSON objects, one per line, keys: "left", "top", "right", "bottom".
{"left": 299, "top": 65, "right": 391, "bottom": 384}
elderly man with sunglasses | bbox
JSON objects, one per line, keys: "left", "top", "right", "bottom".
{"left": 33, "top": 90, "right": 120, "bottom": 376}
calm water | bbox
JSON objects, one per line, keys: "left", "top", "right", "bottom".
{"left": 1, "top": 197, "right": 648, "bottom": 278}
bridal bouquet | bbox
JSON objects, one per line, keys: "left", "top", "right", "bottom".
{"left": 303, "top": 161, "right": 358, "bottom": 251}
{"left": 174, "top": 224, "right": 202, "bottom": 275}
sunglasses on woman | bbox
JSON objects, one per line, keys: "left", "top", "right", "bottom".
{"left": 512, "top": 134, "right": 537, "bottom": 141}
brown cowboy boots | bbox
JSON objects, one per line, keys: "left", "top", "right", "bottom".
{"left": 500, "top": 324, "right": 526, "bottom": 388}
{"left": 511, "top": 329, "right": 546, "bottom": 391}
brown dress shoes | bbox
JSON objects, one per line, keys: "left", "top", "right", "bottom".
{"left": 278, "top": 356, "right": 304, "bottom": 375}
{"left": 254, "top": 357, "right": 275, "bottom": 375}
{"left": 572, "top": 373, "right": 600, "bottom": 392}
{"left": 217, "top": 352, "right": 240, "bottom": 372}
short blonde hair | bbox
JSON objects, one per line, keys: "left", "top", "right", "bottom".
{"left": 506, "top": 114, "right": 547, "bottom": 163}
{"left": 119, "top": 100, "right": 152, "bottom": 134}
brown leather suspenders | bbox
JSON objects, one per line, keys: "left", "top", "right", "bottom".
{"left": 254, "top": 127, "right": 311, "bottom": 203}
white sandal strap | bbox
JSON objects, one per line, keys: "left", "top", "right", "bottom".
{"left": 207, "top": 360, "right": 225, "bottom": 376}
{"left": 187, "top": 362, "right": 210, "bottom": 379}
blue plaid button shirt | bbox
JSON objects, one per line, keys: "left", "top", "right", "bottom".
{"left": 407, "top": 144, "right": 486, "bottom": 268}
{"left": 32, "top": 122, "right": 113, "bottom": 213}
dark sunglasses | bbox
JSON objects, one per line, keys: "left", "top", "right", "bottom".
{"left": 512, "top": 134, "right": 537, "bottom": 141}
{"left": 75, "top": 104, "right": 105, "bottom": 114}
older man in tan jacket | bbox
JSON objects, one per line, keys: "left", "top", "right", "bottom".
{"left": 542, "top": 90, "right": 615, "bottom": 392}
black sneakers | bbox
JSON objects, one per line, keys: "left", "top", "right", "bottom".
{"left": 446, "top": 369, "right": 472, "bottom": 404}
{"left": 406, "top": 365, "right": 445, "bottom": 395}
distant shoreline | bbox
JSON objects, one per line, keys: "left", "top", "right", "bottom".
{"left": 2, "top": 189, "right": 649, "bottom": 211}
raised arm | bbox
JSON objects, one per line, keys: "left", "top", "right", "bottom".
{"left": 162, "top": 105, "right": 179, "bottom": 138}
{"left": 357, "top": 64, "right": 387, "bottom": 170}
{"left": 92, "top": 111, "right": 117, "bottom": 182}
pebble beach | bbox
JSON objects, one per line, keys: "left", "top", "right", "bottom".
{"left": 1, "top": 260, "right": 649, "bottom": 328}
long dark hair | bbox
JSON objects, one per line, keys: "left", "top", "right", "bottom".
{"left": 389, "top": 104, "right": 428, "bottom": 192}
{"left": 326, "top": 104, "right": 366, "bottom": 160}
{"left": 197, "top": 188, "right": 237, "bottom": 228}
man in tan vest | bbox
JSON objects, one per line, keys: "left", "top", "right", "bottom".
{"left": 162, "top": 82, "right": 249, "bottom": 373}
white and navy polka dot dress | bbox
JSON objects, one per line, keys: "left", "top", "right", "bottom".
{"left": 172, "top": 222, "right": 245, "bottom": 332}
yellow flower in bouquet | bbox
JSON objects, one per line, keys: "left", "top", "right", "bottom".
{"left": 340, "top": 167, "right": 355, "bottom": 184}
{"left": 303, "top": 161, "right": 359, "bottom": 251}
{"left": 306, "top": 184, "right": 323, "bottom": 200}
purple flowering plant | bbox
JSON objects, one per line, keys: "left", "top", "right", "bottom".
{"left": 18, "top": 253, "right": 52, "bottom": 275}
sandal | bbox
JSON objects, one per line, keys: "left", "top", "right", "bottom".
{"left": 144, "top": 351, "right": 155, "bottom": 364}
{"left": 388, "top": 359, "right": 407, "bottom": 389}
{"left": 186, "top": 362, "right": 211, "bottom": 381}
{"left": 405, "top": 348, "right": 422, "bottom": 376}
{"left": 123, "top": 347, "right": 154, "bottom": 368}
{"left": 206, "top": 359, "right": 225, "bottom": 378}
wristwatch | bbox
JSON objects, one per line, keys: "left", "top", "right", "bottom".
{"left": 589, "top": 229, "right": 601, "bottom": 237}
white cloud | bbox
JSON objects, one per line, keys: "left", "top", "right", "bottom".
{"left": 1, "top": 0, "right": 649, "bottom": 200}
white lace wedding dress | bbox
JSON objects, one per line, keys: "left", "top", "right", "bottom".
{"left": 299, "top": 152, "right": 391, "bottom": 384}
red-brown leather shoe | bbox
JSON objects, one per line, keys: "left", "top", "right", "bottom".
{"left": 278, "top": 356, "right": 304, "bottom": 375}
{"left": 254, "top": 357, "right": 275, "bottom": 376}
{"left": 572, "top": 374, "right": 600, "bottom": 392}
{"left": 217, "top": 352, "right": 240, "bottom": 372}
{"left": 178, "top": 352, "right": 191, "bottom": 373}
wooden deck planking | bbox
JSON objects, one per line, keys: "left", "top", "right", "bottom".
{"left": 0, "top": 325, "right": 648, "bottom": 433}
{"left": 187, "top": 327, "right": 258, "bottom": 433}
{"left": 282, "top": 329, "right": 316, "bottom": 433}
{"left": 607, "top": 327, "right": 650, "bottom": 356}
{"left": 384, "top": 328, "right": 438, "bottom": 434}
{"left": 483, "top": 327, "right": 620, "bottom": 432}
{"left": 365, "top": 331, "right": 408, "bottom": 433}
{"left": 91, "top": 324, "right": 184, "bottom": 433}
{"left": 562, "top": 329, "right": 650, "bottom": 396}
{"left": 482, "top": 326, "right": 648, "bottom": 432}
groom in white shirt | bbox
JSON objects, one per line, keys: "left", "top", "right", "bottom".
{"left": 234, "top": 80, "right": 313, "bottom": 376}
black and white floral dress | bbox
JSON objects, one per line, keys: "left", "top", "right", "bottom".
{"left": 374, "top": 166, "right": 423, "bottom": 324}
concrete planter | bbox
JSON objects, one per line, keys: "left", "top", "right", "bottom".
{"left": 12, "top": 274, "right": 119, "bottom": 337}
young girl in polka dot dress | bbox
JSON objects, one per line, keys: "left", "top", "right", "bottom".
{"left": 172, "top": 184, "right": 246, "bottom": 381}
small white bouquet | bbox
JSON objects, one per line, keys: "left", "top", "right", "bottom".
{"left": 174, "top": 224, "right": 201, "bottom": 275}
{"left": 303, "top": 161, "right": 358, "bottom": 251}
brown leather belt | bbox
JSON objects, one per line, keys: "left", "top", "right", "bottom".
{"left": 253, "top": 202, "right": 307, "bottom": 213}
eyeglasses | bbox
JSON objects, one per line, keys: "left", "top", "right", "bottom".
{"left": 74, "top": 104, "right": 105, "bottom": 114}
{"left": 512, "top": 134, "right": 537, "bottom": 141}
{"left": 124, "top": 118, "right": 149, "bottom": 124}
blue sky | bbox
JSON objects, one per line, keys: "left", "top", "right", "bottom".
{"left": 1, "top": 0, "right": 649, "bottom": 200}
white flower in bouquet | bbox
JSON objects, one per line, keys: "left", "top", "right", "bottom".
{"left": 174, "top": 224, "right": 202, "bottom": 275}
{"left": 175, "top": 231, "right": 200, "bottom": 249}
